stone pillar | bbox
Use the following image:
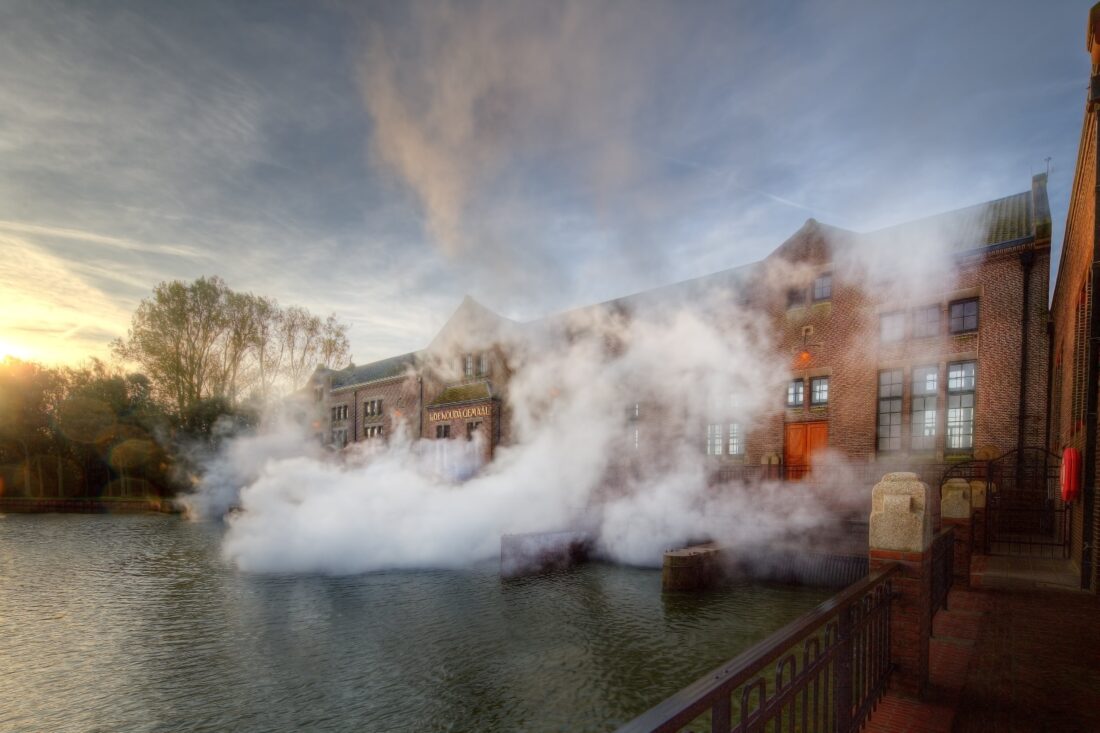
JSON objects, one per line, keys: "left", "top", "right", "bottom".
{"left": 868, "top": 472, "right": 933, "bottom": 699}
{"left": 941, "top": 478, "right": 973, "bottom": 587}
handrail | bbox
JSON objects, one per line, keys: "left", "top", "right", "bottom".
{"left": 615, "top": 564, "right": 899, "bottom": 733}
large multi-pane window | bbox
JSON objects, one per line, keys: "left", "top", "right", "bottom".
{"left": 880, "top": 312, "right": 905, "bottom": 342}
{"left": 877, "top": 369, "right": 903, "bottom": 451}
{"left": 813, "top": 273, "right": 833, "bottom": 302}
{"left": 810, "top": 376, "right": 829, "bottom": 405}
{"left": 463, "top": 354, "right": 475, "bottom": 377}
{"left": 911, "top": 365, "right": 938, "bottom": 451}
{"left": 706, "top": 423, "right": 723, "bottom": 455}
{"left": 704, "top": 422, "right": 744, "bottom": 456}
{"left": 331, "top": 428, "right": 348, "bottom": 447}
{"left": 728, "top": 423, "right": 744, "bottom": 456}
{"left": 364, "top": 425, "right": 383, "bottom": 439}
{"left": 947, "top": 361, "right": 976, "bottom": 451}
{"left": 436, "top": 424, "right": 451, "bottom": 439}
{"left": 331, "top": 405, "right": 348, "bottom": 421}
{"left": 913, "top": 305, "right": 941, "bottom": 338}
{"left": 364, "top": 399, "right": 383, "bottom": 416}
{"left": 949, "top": 299, "right": 979, "bottom": 333}
{"left": 787, "top": 379, "right": 804, "bottom": 407}
{"left": 478, "top": 353, "right": 489, "bottom": 376}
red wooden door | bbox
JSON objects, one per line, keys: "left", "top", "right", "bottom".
{"left": 784, "top": 421, "right": 828, "bottom": 480}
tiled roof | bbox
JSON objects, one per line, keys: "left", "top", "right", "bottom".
{"left": 428, "top": 381, "right": 492, "bottom": 407}
{"left": 868, "top": 191, "right": 1036, "bottom": 252}
{"left": 330, "top": 351, "right": 419, "bottom": 390}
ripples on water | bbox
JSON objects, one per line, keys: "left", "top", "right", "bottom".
{"left": 0, "top": 515, "right": 829, "bottom": 732}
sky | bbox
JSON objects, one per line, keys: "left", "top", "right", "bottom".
{"left": 0, "top": 0, "right": 1092, "bottom": 367}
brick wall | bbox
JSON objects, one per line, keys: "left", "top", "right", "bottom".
{"left": 1049, "top": 106, "right": 1097, "bottom": 582}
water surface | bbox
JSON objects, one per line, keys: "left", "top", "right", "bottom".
{"left": 0, "top": 514, "right": 830, "bottom": 732}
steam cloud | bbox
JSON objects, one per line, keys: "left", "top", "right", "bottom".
{"left": 191, "top": 276, "right": 894, "bottom": 575}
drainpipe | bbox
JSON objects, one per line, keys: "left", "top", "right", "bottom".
{"left": 418, "top": 376, "right": 424, "bottom": 439}
{"left": 1044, "top": 320, "right": 1054, "bottom": 453}
{"left": 1018, "top": 250, "right": 1035, "bottom": 456}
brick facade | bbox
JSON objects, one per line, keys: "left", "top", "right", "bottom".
{"left": 309, "top": 175, "right": 1052, "bottom": 537}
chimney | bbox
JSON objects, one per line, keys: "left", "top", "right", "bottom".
{"left": 1090, "top": 4, "right": 1100, "bottom": 102}
{"left": 1031, "top": 173, "right": 1052, "bottom": 242}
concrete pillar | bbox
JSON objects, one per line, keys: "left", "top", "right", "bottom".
{"left": 868, "top": 472, "right": 933, "bottom": 699}
{"left": 941, "top": 478, "right": 973, "bottom": 587}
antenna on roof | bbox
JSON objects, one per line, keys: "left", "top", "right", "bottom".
{"left": 1045, "top": 157, "right": 1052, "bottom": 175}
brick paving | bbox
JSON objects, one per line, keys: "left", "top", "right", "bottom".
{"left": 864, "top": 585, "right": 1100, "bottom": 733}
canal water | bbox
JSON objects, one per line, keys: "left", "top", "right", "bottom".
{"left": 0, "top": 514, "right": 830, "bottom": 733}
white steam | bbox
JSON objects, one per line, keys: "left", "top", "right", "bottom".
{"left": 192, "top": 287, "right": 868, "bottom": 575}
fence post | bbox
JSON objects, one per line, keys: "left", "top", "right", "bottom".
{"left": 941, "top": 478, "right": 973, "bottom": 587}
{"left": 834, "top": 602, "right": 853, "bottom": 732}
{"left": 868, "top": 472, "right": 934, "bottom": 699}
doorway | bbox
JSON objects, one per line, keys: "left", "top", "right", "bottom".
{"left": 784, "top": 421, "right": 828, "bottom": 480}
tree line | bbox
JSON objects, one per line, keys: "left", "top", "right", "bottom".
{"left": 0, "top": 277, "right": 350, "bottom": 501}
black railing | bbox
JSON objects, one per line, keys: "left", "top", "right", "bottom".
{"left": 930, "top": 527, "right": 954, "bottom": 629}
{"left": 712, "top": 463, "right": 951, "bottom": 488}
{"left": 615, "top": 566, "right": 897, "bottom": 733}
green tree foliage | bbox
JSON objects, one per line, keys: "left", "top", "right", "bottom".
{"left": 0, "top": 357, "right": 176, "bottom": 499}
{"left": 111, "top": 276, "right": 351, "bottom": 416}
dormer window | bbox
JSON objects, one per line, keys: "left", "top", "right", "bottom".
{"left": 812, "top": 273, "right": 832, "bottom": 302}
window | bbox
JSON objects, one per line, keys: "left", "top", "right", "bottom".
{"left": 949, "top": 298, "right": 979, "bottom": 333}
{"left": 365, "top": 399, "right": 383, "bottom": 416}
{"left": 478, "top": 353, "right": 489, "bottom": 376}
{"left": 913, "top": 305, "right": 940, "bottom": 338}
{"left": 331, "top": 405, "right": 348, "bottom": 421}
{"left": 812, "top": 273, "right": 832, "bottom": 302}
{"left": 436, "top": 424, "right": 451, "bottom": 439}
{"left": 706, "top": 423, "right": 723, "bottom": 455}
{"left": 466, "top": 421, "right": 481, "bottom": 440}
{"left": 877, "top": 369, "right": 903, "bottom": 452}
{"left": 364, "top": 425, "right": 384, "bottom": 439}
{"left": 787, "top": 288, "right": 805, "bottom": 308}
{"left": 728, "top": 422, "right": 744, "bottom": 456}
{"left": 463, "top": 354, "right": 474, "bottom": 377}
{"left": 911, "top": 365, "right": 938, "bottom": 451}
{"left": 787, "top": 379, "right": 804, "bottom": 407}
{"left": 331, "top": 428, "right": 347, "bottom": 447}
{"left": 947, "top": 361, "right": 976, "bottom": 451}
{"left": 880, "top": 312, "right": 905, "bottom": 342}
{"left": 810, "top": 377, "right": 829, "bottom": 405}
{"left": 628, "top": 402, "right": 640, "bottom": 449}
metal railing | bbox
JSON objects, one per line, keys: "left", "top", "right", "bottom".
{"left": 615, "top": 566, "right": 897, "bottom": 733}
{"left": 930, "top": 527, "right": 954, "bottom": 628}
{"left": 712, "top": 463, "right": 952, "bottom": 488}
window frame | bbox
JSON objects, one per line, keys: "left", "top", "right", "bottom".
{"left": 812, "top": 273, "right": 833, "bottom": 302}
{"left": 436, "top": 424, "right": 451, "bottom": 439}
{"left": 727, "top": 422, "right": 744, "bottom": 456}
{"left": 912, "top": 305, "right": 941, "bottom": 339}
{"left": 787, "top": 379, "right": 805, "bottom": 408}
{"left": 810, "top": 376, "right": 829, "bottom": 406}
{"left": 877, "top": 369, "right": 903, "bottom": 452}
{"left": 787, "top": 288, "right": 806, "bottom": 309}
{"left": 946, "top": 360, "right": 976, "bottom": 452}
{"left": 910, "top": 365, "right": 938, "bottom": 451}
{"left": 879, "top": 311, "right": 905, "bottom": 343}
{"left": 948, "top": 298, "right": 979, "bottom": 334}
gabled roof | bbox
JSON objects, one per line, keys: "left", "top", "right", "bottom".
{"left": 865, "top": 189, "right": 1040, "bottom": 253}
{"left": 330, "top": 351, "right": 420, "bottom": 390}
{"left": 428, "top": 380, "right": 492, "bottom": 407}
{"left": 427, "top": 295, "right": 517, "bottom": 352}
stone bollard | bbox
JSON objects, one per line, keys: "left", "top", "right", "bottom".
{"left": 868, "top": 472, "right": 933, "bottom": 699}
{"left": 968, "top": 480, "right": 989, "bottom": 553}
{"left": 941, "top": 479, "right": 973, "bottom": 587}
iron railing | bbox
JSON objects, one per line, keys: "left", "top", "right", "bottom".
{"left": 615, "top": 566, "right": 897, "bottom": 733}
{"left": 712, "top": 463, "right": 952, "bottom": 488}
{"left": 930, "top": 526, "right": 954, "bottom": 629}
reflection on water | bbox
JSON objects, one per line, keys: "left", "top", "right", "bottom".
{"left": 0, "top": 515, "right": 829, "bottom": 732}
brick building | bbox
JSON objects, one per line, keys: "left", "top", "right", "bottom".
{"left": 1046, "top": 4, "right": 1100, "bottom": 592}
{"left": 311, "top": 174, "right": 1051, "bottom": 496}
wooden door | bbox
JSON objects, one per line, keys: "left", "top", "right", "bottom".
{"left": 784, "top": 421, "right": 828, "bottom": 480}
